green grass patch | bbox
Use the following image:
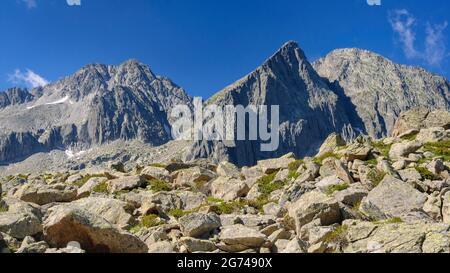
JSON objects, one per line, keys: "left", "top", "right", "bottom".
{"left": 400, "top": 132, "right": 419, "bottom": 141}
{"left": 324, "top": 225, "right": 349, "bottom": 244}
{"left": 74, "top": 173, "right": 109, "bottom": 188}
{"left": 92, "top": 181, "right": 109, "bottom": 193}
{"left": 288, "top": 160, "right": 304, "bottom": 171}
{"left": 371, "top": 141, "right": 392, "bottom": 157}
{"left": 325, "top": 183, "right": 350, "bottom": 195}
{"left": 367, "top": 169, "right": 386, "bottom": 188}
{"left": 146, "top": 179, "right": 172, "bottom": 192}
{"left": 167, "top": 208, "right": 189, "bottom": 219}
{"left": 364, "top": 158, "right": 378, "bottom": 166}
{"left": 141, "top": 214, "right": 164, "bottom": 228}
{"left": 313, "top": 152, "right": 339, "bottom": 165}
{"left": 415, "top": 167, "right": 439, "bottom": 180}
{"left": 423, "top": 141, "right": 450, "bottom": 162}
{"left": 287, "top": 169, "right": 300, "bottom": 180}
{"left": 373, "top": 217, "right": 403, "bottom": 225}
{"left": 257, "top": 172, "right": 287, "bottom": 195}
{"left": 149, "top": 163, "right": 167, "bottom": 168}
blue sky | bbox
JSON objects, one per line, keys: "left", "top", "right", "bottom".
{"left": 0, "top": 0, "right": 449, "bottom": 98}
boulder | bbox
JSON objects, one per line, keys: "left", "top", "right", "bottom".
{"left": 76, "top": 177, "right": 108, "bottom": 198}
{"left": 43, "top": 206, "right": 147, "bottom": 253}
{"left": 257, "top": 153, "right": 296, "bottom": 174}
{"left": 178, "top": 213, "right": 221, "bottom": 238}
{"left": 392, "top": 108, "right": 450, "bottom": 137}
{"left": 316, "top": 133, "right": 346, "bottom": 157}
{"left": 360, "top": 176, "right": 428, "bottom": 222}
{"left": 172, "top": 167, "right": 216, "bottom": 189}
{"left": 443, "top": 192, "right": 450, "bottom": 225}
{"left": 219, "top": 224, "right": 267, "bottom": 248}
{"left": 14, "top": 183, "right": 77, "bottom": 205}
{"left": 288, "top": 191, "right": 341, "bottom": 234}
{"left": 107, "top": 175, "right": 145, "bottom": 193}
{"left": 210, "top": 177, "right": 249, "bottom": 201}
{"left": 0, "top": 212, "right": 42, "bottom": 239}
{"left": 216, "top": 161, "right": 241, "bottom": 179}
{"left": 179, "top": 237, "right": 217, "bottom": 253}
{"left": 389, "top": 141, "right": 423, "bottom": 160}
{"left": 337, "top": 143, "right": 371, "bottom": 161}
{"left": 140, "top": 166, "right": 171, "bottom": 181}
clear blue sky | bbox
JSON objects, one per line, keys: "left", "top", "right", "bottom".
{"left": 0, "top": 0, "right": 449, "bottom": 98}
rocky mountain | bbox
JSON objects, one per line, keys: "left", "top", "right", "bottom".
{"left": 1, "top": 108, "right": 449, "bottom": 253}
{"left": 313, "top": 48, "right": 450, "bottom": 138}
{"left": 0, "top": 60, "right": 193, "bottom": 164}
{"left": 0, "top": 41, "right": 449, "bottom": 170}
{"left": 185, "top": 43, "right": 450, "bottom": 167}
{"left": 185, "top": 41, "right": 363, "bottom": 167}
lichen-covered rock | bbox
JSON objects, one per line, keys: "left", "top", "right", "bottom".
{"left": 178, "top": 213, "right": 221, "bottom": 238}
{"left": 219, "top": 224, "right": 267, "bottom": 249}
{"left": 107, "top": 175, "right": 145, "bottom": 193}
{"left": 14, "top": 183, "right": 77, "bottom": 205}
{"left": 210, "top": 177, "right": 249, "bottom": 201}
{"left": 360, "top": 176, "right": 428, "bottom": 222}
{"left": 43, "top": 206, "right": 147, "bottom": 253}
{"left": 288, "top": 191, "right": 341, "bottom": 234}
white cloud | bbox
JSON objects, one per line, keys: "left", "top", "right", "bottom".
{"left": 8, "top": 69, "right": 49, "bottom": 88}
{"left": 367, "top": 0, "right": 381, "bottom": 6}
{"left": 21, "top": 0, "right": 37, "bottom": 9}
{"left": 388, "top": 9, "right": 420, "bottom": 59}
{"left": 67, "top": 0, "right": 81, "bottom": 6}
{"left": 425, "top": 21, "right": 448, "bottom": 66}
{"left": 389, "top": 9, "right": 449, "bottom": 66}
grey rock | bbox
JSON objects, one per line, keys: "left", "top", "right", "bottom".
{"left": 178, "top": 213, "right": 221, "bottom": 238}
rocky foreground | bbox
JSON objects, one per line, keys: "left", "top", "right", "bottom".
{"left": 0, "top": 108, "right": 449, "bottom": 253}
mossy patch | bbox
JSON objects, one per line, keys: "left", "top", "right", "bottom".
{"left": 371, "top": 141, "right": 392, "bottom": 157}
{"left": 92, "top": 181, "right": 108, "bottom": 193}
{"left": 146, "top": 179, "right": 171, "bottom": 192}
{"left": 415, "top": 167, "right": 439, "bottom": 181}
{"left": 423, "top": 141, "right": 450, "bottom": 162}
{"left": 74, "top": 173, "right": 109, "bottom": 188}
{"left": 313, "top": 152, "right": 339, "bottom": 165}
{"left": 373, "top": 217, "right": 403, "bottom": 225}
{"left": 257, "top": 172, "right": 287, "bottom": 196}
{"left": 367, "top": 169, "right": 386, "bottom": 188}
{"left": 325, "top": 183, "right": 349, "bottom": 196}
{"left": 324, "top": 225, "right": 348, "bottom": 244}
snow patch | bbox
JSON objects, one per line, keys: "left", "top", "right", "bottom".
{"left": 26, "top": 96, "right": 70, "bottom": 110}
{"left": 65, "top": 149, "right": 87, "bottom": 159}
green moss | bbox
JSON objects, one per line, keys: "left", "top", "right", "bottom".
{"left": 17, "top": 174, "right": 29, "bottom": 180}
{"left": 288, "top": 160, "right": 304, "bottom": 171}
{"left": 207, "top": 197, "right": 224, "bottom": 203}
{"left": 324, "top": 225, "right": 348, "bottom": 244}
{"left": 147, "top": 179, "right": 171, "bottom": 192}
{"left": 93, "top": 181, "right": 108, "bottom": 193}
{"left": 325, "top": 183, "right": 350, "bottom": 195}
{"left": 364, "top": 158, "right": 378, "bottom": 166}
{"left": 74, "top": 173, "right": 108, "bottom": 188}
{"left": 130, "top": 214, "right": 164, "bottom": 232}
{"left": 257, "top": 172, "right": 287, "bottom": 196}
{"left": 373, "top": 217, "right": 403, "bottom": 225}
{"left": 141, "top": 214, "right": 163, "bottom": 228}
{"left": 149, "top": 163, "right": 167, "bottom": 168}
{"left": 0, "top": 204, "right": 8, "bottom": 213}
{"left": 168, "top": 208, "right": 189, "bottom": 219}
{"left": 367, "top": 169, "right": 386, "bottom": 188}
{"left": 245, "top": 196, "right": 272, "bottom": 212}
{"left": 313, "top": 152, "right": 339, "bottom": 165}
{"left": 400, "top": 132, "right": 419, "bottom": 141}
{"left": 415, "top": 167, "right": 439, "bottom": 180}
{"left": 423, "top": 141, "right": 450, "bottom": 162}
{"left": 287, "top": 169, "right": 300, "bottom": 180}
{"left": 371, "top": 141, "right": 392, "bottom": 157}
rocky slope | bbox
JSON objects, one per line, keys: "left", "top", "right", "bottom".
{"left": 0, "top": 60, "right": 193, "bottom": 164}
{"left": 1, "top": 108, "right": 449, "bottom": 253}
